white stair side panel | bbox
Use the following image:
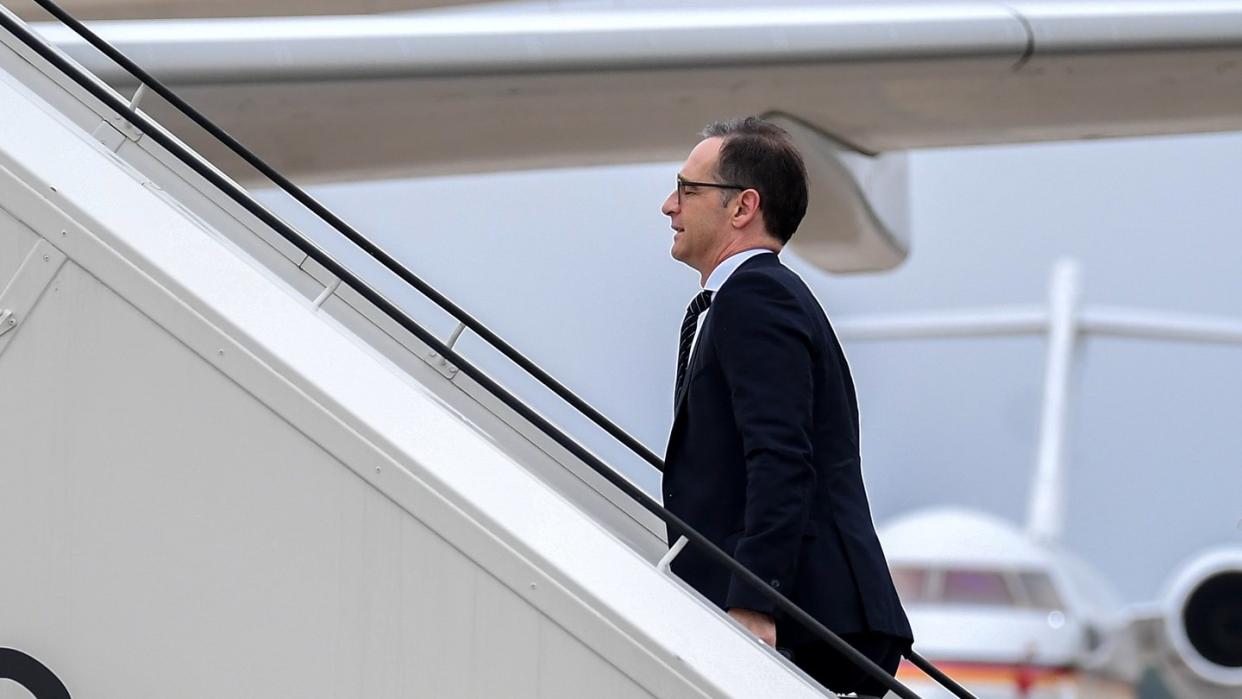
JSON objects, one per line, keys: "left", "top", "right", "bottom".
{"left": 0, "top": 256, "right": 650, "bottom": 698}
{"left": 2, "top": 11, "right": 669, "bottom": 569}
{"left": 0, "top": 19, "right": 829, "bottom": 699}
{"left": 310, "top": 287, "right": 668, "bottom": 561}
{"left": 0, "top": 207, "right": 37, "bottom": 285}
{"left": 0, "top": 226, "right": 737, "bottom": 699}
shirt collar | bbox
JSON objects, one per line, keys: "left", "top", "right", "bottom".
{"left": 703, "top": 249, "right": 774, "bottom": 293}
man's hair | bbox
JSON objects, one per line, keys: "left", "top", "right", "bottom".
{"left": 701, "top": 116, "right": 809, "bottom": 244}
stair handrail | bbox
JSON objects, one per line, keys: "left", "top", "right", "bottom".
{"left": 0, "top": 5, "right": 977, "bottom": 698}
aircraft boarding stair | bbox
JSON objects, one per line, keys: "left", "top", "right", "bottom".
{"left": 0, "top": 5, "right": 966, "bottom": 697}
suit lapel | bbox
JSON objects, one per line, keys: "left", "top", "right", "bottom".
{"left": 670, "top": 252, "right": 781, "bottom": 427}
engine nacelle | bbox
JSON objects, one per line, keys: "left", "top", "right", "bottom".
{"left": 1157, "top": 548, "right": 1242, "bottom": 699}
{"left": 765, "top": 113, "right": 911, "bottom": 274}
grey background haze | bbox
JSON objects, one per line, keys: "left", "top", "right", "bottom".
{"left": 256, "top": 128, "right": 1242, "bottom": 607}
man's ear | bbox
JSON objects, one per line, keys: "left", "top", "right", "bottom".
{"left": 731, "top": 189, "right": 762, "bottom": 229}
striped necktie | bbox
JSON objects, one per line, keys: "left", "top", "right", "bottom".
{"left": 674, "top": 290, "right": 713, "bottom": 406}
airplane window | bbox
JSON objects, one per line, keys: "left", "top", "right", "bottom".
{"left": 941, "top": 569, "right": 1015, "bottom": 606}
{"left": 1018, "top": 571, "right": 1063, "bottom": 610}
{"left": 891, "top": 566, "right": 927, "bottom": 603}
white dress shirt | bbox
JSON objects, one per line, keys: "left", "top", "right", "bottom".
{"left": 687, "top": 249, "right": 775, "bottom": 361}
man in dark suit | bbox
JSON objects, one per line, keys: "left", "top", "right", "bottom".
{"left": 659, "top": 117, "right": 913, "bottom": 696}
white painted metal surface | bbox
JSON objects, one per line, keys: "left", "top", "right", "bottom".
{"left": 1, "top": 0, "right": 671, "bottom": 571}
{"left": 30, "top": 1, "right": 1242, "bottom": 180}
{"left": 656, "top": 537, "right": 689, "bottom": 575}
{"left": 0, "top": 11, "right": 831, "bottom": 698}
{"left": 0, "top": 237, "right": 65, "bottom": 357}
{"left": 768, "top": 114, "right": 912, "bottom": 275}
{"left": 23, "top": 1, "right": 1242, "bottom": 274}
{"left": 34, "top": 5, "right": 1025, "bottom": 82}
{"left": 6, "top": 0, "right": 473, "bottom": 20}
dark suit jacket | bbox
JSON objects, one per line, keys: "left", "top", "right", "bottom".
{"left": 663, "top": 252, "right": 912, "bottom": 645}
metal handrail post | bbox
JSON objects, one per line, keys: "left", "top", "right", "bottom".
{"left": 656, "top": 536, "right": 689, "bottom": 573}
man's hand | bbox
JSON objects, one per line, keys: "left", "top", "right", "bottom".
{"left": 728, "top": 607, "right": 776, "bottom": 647}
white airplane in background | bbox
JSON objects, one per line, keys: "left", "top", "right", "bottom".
{"left": 9, "top": 2, "right": 1242, "bottom": 697}
{"left": 830, "top": 260, "right": 1242, "bottom": 699}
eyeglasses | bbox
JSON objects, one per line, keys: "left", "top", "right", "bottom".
{"left": 675, "top": 176, "right": 750, "bottom": 206}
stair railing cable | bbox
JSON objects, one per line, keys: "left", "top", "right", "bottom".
{"left": 0, "top": 5, "right": 978, "bottom": 698}
{"left": 19, "top": 0, "right": 664, "bottom": 474}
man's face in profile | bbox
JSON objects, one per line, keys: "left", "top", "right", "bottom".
{"left": 663, "top": 137, "right": 733, "bottom": 274}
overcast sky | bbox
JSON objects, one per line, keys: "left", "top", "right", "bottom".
{"left": 257, "top": 127, "right": 1242, "bottom": 606}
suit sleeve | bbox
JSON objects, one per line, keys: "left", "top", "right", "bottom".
{"left": 709, "top": 272, "right": 817, "bottom": 614}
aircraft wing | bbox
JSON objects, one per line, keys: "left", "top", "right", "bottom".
{"left": 28, "top": 1, "right": 1242, "bottom": 271}
{"left": 7, "top": 0, "right": 478, "bottom": 20}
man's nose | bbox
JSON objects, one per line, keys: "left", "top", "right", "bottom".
{"left": 661, "top": 190, "right": 678, "bottom": 216}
